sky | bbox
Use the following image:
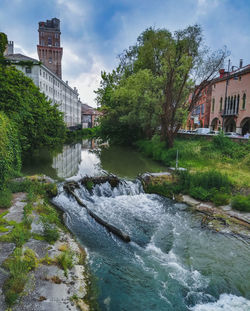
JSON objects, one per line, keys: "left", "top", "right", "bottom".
{"left": 0, "top": 0, "right": 250, "bottom": 107}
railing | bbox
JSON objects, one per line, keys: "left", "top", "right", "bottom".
{"left": 220, "top": 109, "right": 239, "bottom": 116}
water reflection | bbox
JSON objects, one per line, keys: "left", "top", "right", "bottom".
{"left": 52, "top": 143, "right": 81, "bottom": 178}
{"left": 22, "top": 139, "right": 167, "bottom": 180}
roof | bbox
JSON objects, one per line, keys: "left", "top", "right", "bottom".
{"left": 81, "top": 103, "right": 101, "bottom": 115}
{"left": 5, "top": 53, "right": 40, "bottom": 63}
{"left": 213, "top": 64, "right": 250, "bottom": 84}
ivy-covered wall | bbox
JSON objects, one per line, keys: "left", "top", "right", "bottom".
{"left": 0, "top": 112, "right": 21, "bottom": 189}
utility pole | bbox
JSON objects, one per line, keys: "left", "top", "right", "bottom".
{"left": 222, "top": 59, "right": 230, "bottom": 132}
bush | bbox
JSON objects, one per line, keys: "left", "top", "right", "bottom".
{"left": 231, "top": 195, "right": 250, "bottom": 212}
{"left": 189, "top": 186, "right": 211, "bottom": 201}
{"left": 0, "top": 112, "right": 21, "bottom": 190}
{"left": 212, "top": 192, "right": 230, "bottom": 206}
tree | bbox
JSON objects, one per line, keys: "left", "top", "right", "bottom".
{"left": 96, "top": 25, "right": 228, "bottom": 147}
{"left": 0, "top": 32, "right": 66, "bottom": 153}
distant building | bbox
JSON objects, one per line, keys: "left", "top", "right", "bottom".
{"left": 210, "top": 64, "right": 250, "bottom": 135}
{"left": 81, "top": 103, "right": 101, "bottom": 128}
{"left": 187, "top": 85, "right": 212, "bottom": 130}
{"left": 37, "top": 18, "right": 63, "bottom": 79}
{"left": 5, "top": 53, "right": 81, "bottom": 127}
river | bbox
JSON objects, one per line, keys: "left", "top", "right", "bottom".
{"left": 23, "top": 141, "right": 250, "bottom": 311}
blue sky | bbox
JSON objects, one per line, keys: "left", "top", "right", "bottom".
{"left": 0, "top": 0, "right": 250, "bottom": 106}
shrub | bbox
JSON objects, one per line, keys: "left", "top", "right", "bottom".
{"left": 212, "top": 192, "right": 230, "bottom": 206}
{"left": 10, "top": 224, "right": 30, "bottom": 247}
{"left": 189, "top": 186, "right": 211, "bottom": 201}
{"left": 231, "top": 195, "right": 250, "bottom": 212}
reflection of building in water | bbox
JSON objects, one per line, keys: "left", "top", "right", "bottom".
{"left": 52, "top": 144, "right": 81, "bottom": 178}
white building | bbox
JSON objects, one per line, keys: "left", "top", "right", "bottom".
{"left": 5, "top": 53, "right": 81, "bottom": 128}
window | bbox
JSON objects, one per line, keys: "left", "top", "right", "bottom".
{"left": 40, "top": 69, "right": 42, "bottom": 75}
{"left": 212, "top": 98, "right": 215, "bottom": 112}
{"left": 242, "top": 93, "right": 246, "bottom": 110}
{"left": 55, "top": 42, "right": 59, "bottom": 47}
{"left": 220, "top": 97, "right": 223, "bottom": 111}
{"left": 49, "top": 57, "right": 52, "bottom": 64}
{"left": 43, "top": 71, "right": 45, "bottom": 78}
{"left": 48, "top": 36, "right": 52, "bottom": 45}
{"left": 25, "top": 67, "right": 32, "bottom": 74}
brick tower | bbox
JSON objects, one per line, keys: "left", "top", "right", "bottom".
{"left": 37, "top": 18, "right": 63, "bottom": 78}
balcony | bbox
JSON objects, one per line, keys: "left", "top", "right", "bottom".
{"left": 220, "top": 109, "right": 239, "bottom": 117}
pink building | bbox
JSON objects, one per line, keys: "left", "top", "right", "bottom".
{"left": 210, "top": 65, "right": 250, "bottom": 135}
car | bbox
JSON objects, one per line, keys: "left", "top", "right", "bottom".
{"left": 208, "top": 130, "right": 220, "bottom": 135}
{"left": 225, "top": 132, "right": 241, "bottom": 137}
{"left": 196, "top": 128, "right": 210, "bottom": 135}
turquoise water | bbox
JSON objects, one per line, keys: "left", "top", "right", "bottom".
{"left": 52, "top": 146, "right": 250, "bottom": 311}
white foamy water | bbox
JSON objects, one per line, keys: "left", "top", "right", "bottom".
{"left": 191, "top": 294, "right": 250, "bottom": 311}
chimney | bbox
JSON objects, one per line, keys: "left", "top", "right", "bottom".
{"left": 239, "top": 59, "right": 243, "bottom": 68}
{"left": 219, "top": 69, "right": 225, "bottom": 78}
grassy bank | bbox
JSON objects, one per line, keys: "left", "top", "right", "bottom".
{"left": 137, "top": 134, "right": 250, "bottom": 212}
{"left": 137, "top": 134, "right": 250, "bottom": 188}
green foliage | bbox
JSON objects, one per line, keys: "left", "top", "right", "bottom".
{"left": 3, "top": 247, "right": 37, "bottom": 306}
{"left": 231, "top": 195, "right": 250, "bottom": 212}
{"left": 0, "top": 188, "right": 12, "bottom": 208}
{"left": 0, "top": 32, "right": 7, "bottom": 63}
{"left": 66, "top": 127, "right": 98, "bottom": 143}
{"left": 9, "top": 223, "right": 31, "bottom": 247}
{"left": 212, "top": 192, "right": 230, "bottom": 206}
{"left": 0, "top": 64, "right": 66, "bottom": 153}
{"left": 43, "top": 223, "right": 59, "bottom": 244}
{"left": 0, "top": 112, "right": 21, "bottom": 190}
{"left": 86, "top": 180, "right": 94, "bottom": 191}
{"left": 57, "top": 249, "right": 74, "bottom": 276}
{"left": 96, "top": 26, "right": 226, "bottom": 146}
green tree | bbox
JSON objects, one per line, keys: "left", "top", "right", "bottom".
{"left": 96, "top": 25, "right": 227, "bottom": 147}
{"left": 0, "top": 112, "right": 21, "bottom": 189}
{"left": 0, "top": 65, "right": 66, "bottom": 152}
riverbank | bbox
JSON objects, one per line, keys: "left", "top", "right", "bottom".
{"left": 0, "top": 176, "right": 94, "bottom": 311}
{"left": 141, "top": 172, "right": 250, "bottom": 238}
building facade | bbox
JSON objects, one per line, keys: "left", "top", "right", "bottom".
{"left": 187, "top": 85, "right": 212, "bottom": 129}
{"left": 210, "top": 66, "right": 250, "bottom": 135}
{"left": 37, "top": 18, "right": 63, "bottom": 79}
{"left": 5, "top": 53, "right": 81, "bottom": 127}
{"left": 81, "top": 103, "right": 101, "bottom": 128}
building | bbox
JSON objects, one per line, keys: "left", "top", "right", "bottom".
{"left": 4, "top": 17, "right": 81, "bottom": 128}
{"left": 187, "top": 84, "right": 212, "bottom": 130}
{"left": 81, "top": 103, "right": 101, "bottom": 128}
{"left": 5, "top": 53, "right": 81, "bottom": 128}
{"left": 37, "top": 18, "right": 63, "bottom": 78}
{"left": 210, "top": 64, "right": 250, "bottom": 135}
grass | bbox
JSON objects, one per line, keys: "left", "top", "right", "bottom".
{"left": 3, "top": 247, "right": 38, "bottom": 306}
{"left": 137, "top": 134, "right": 250, "bottom": 188}
{"left": 56, "top": 249, "right": 74, "bottom": 277}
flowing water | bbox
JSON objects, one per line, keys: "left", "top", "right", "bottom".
{"left": 24, "top": 141, "right": 250, "bottom": 310}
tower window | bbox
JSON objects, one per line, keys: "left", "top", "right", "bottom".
{"left": 219, "top": 97, "right": 223, "bottom": 111}
{"left": 212, "top": 98, "right": 215, "bottom": 112}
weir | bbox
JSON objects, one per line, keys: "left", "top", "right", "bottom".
{"left": 63, "top": 178, "right": 131, "bottom": 242}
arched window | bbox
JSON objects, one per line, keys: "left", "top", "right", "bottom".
{"left": 233, "top": 95, "right": 236, "bottom": 113}
{"left": 242, "top": 93, "right": 246, "bottom": 110}
{"left": 212, "top": 98, "right": 215, "bottom": 112}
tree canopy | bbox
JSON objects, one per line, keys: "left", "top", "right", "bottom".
{"left": 95, "top": 25, "right": 227, "bottom": 147}
{"left": 0, "top": 32, "right": 66, "bottom": 153}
